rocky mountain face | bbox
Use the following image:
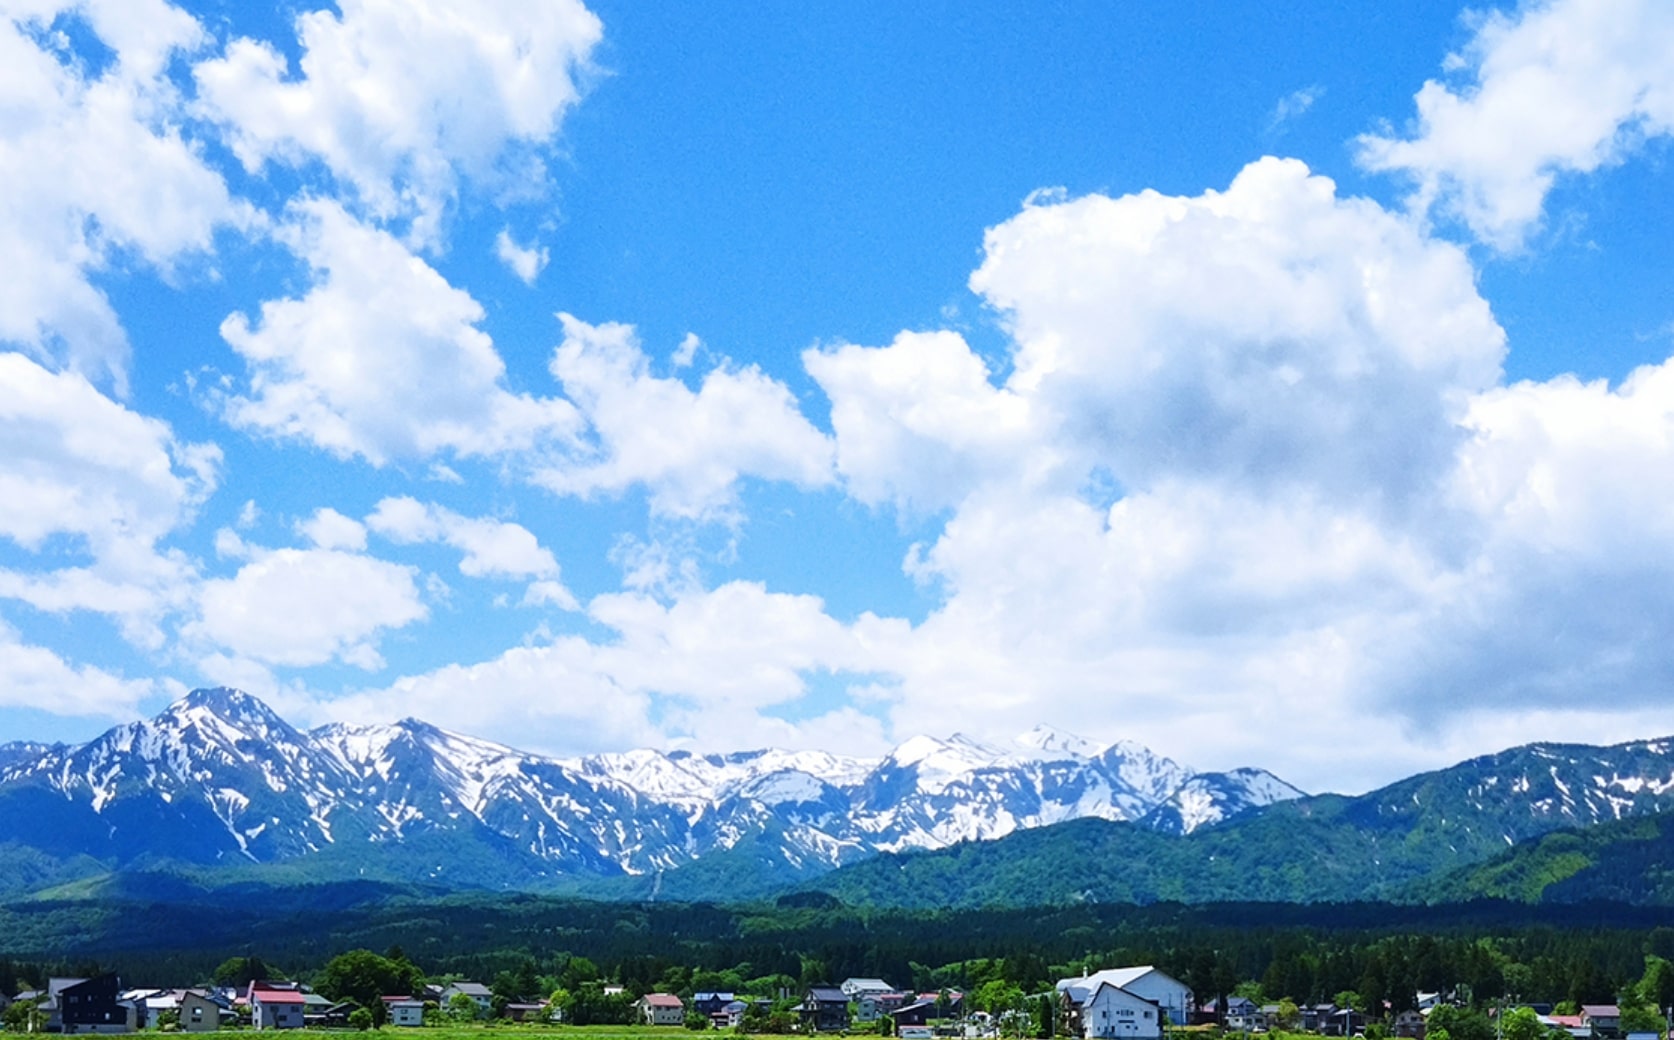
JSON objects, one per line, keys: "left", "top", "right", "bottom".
{"left": 0, "top": 688, "right": 1300, "bottom": 891}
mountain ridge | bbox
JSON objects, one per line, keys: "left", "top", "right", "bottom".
{"left": 0, "top": 687, "right": 1300, "bottom": 896}
{"left": 797, "top": 733, "right": 1674, "bottom": 908}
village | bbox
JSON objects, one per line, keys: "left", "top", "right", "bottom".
{"left": 0, "top": 963, "right": 1659, "bottom": 1040}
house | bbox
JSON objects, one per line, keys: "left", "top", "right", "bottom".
{"left": 179, "top": 992, "right": 222, "bottom": 1033}
{"left": 842, "top": 979, "right": 895, "bottom": 999}
{"left": 505, "top": 1003, "right": 549, "bottom": 1023}
{"left": 893, "top": 1001, "right": 938, "bottom": 1028}
{"left": 1077, "top": 983, "right": 1163, "bottom": 1040}
{"left": 639, "top": 993, "right": 686, "bottom": 1026}
{"left": 1057, "top": 968, "right": 1193, "bottom": 1033}
{"left": 248, "top": 982, "right": 307, "bottom": 1030}
{"left": 800, "top": 987, "right": 851, "bottom": 1032}
{"left": 1393, "top": 1009, "right": 1426, "bottom": 1038}
{"left": 693, "top": 992, "right": 736, "bottom": 1018}
{"left": 61, "top": 975, "right": 136, "bottom": 1035}
{"left": 710, "top": 1000, "right": 748, "bottom": 1029}
{"left": 28, "top": 977, "right": 91, "bottom": 1032}
{"left": 857, "top": 992, "right": 910, "bottom": 1023}
{"left": 1545, "top": 1014, "right": 1590, "bottom": 1039}
{"left": 1582, "top": 1006, "right": 1622, "bottom": 1039}
{"left": 382, "top": 997, "right": 424, "bottom": 1027}
{"left": 442, "top": 982, "right": 494, "bottom": 1014}
{"left": 1301, "top": 1004, "right": 1338, "bottom": 1033}
{"left": 307, "top": 1002, "right": 356, "bottom": 1029}
{"left": 1323, "top": 1008, "right": 1368, "bottom": 1037}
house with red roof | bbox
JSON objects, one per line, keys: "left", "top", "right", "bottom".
{"left": 247, "top": 982, "right": 306, "bottom": 1030}
{"left": 638, "top": 993, "right": 685, "bottom": 1026}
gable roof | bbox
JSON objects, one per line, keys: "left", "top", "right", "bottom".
{"left": 1088, "top": 983, "right": 1160, "bottom": 1008}
{"left": 251, "top": 990, "right": 308, "bottom": 1005}
{"left": 807, "top": 987, "right": 848, "bottom": 1003}
{"left": 642, "top": 994, "right": 684, "bottom": 1008}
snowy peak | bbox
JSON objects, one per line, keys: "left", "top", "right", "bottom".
{"left": 1143, "top": 768, "right": 1308, "bottom": 834}
{"left": 1015, "top": 724, "right": 1106, "bottom": 760}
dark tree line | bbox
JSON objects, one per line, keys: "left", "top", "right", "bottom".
{"left": 8, "top": 897, "right": 1674, "bottom": 1018}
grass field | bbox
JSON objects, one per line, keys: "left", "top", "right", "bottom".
{"left": 151, "top": 1029, "right": 721, "bottom": 1040}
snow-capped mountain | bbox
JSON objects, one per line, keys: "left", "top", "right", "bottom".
{"left": 1139, "top": 768, "right": 1306, "bottom": 834}
{"left": 0, "top": 688, "right": 1302, "bottom": 891}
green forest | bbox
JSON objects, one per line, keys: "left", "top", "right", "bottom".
{"left": 7, "top": 891, "right": 1674, "bottom": 1034}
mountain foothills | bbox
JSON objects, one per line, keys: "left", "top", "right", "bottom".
{"left": 0, "top": 688, "right": 1299, "bottom": 898}
{"left": 3, "top": 688, "right": 1674, "bottom": 908}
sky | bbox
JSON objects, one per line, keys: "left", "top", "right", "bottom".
{"left": 2, "top": 0, "right": 1673, "bottom": 795}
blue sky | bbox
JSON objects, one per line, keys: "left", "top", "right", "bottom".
{"left": 3, "top": 0, "right": 1673, "bottom": 793}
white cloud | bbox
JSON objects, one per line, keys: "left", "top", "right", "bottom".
{"left": 1268, "top": 85, "right": 1323, "bottom": 132}
{"left": 0, "top": 352, "right": 218, "bottom": 646}
{"left": 297, "top": 507, "right": 367, "bottom": 551}
{"left": 315, "top": 579, "right": 904, "bottom": 757}
{"left": 806, "top": 330, "right": 1044, "bottom": 513}
{"left": 194, "top": 0, "right": 602, "bottom": 242}
{"left": 218, "top": 200, "right": 581, "bottom": 464}
{"left": 970, "top": 157, "right": 1504, "bottom": 509}
{"left": 0, "top": 620, "right": 157, "bottom": 718}
{"left": 0, "top": 0, "right": 243, "bottom": 390}
{"left": 494, "top": 228, "right": 548, "bottom": 284}
{"left": 790, "top": 157, "right": 1674, "bottom": 792}
{"left": 1360, "top": 356, "right": 1674, "bottom": 716}
{"left": 672, "top": 332, "right": 701, "bottom": 369}
{"left": 1358, "top": 0, "right": 1674, "bottom": 250}
{"left": 366, "top": 496, "right": 576, "bottom": 607}
{"left": 537, "top": 314, "right": 836, "bottom": 519}
{"left": 186, "top": 546, "right": 426, "bottom": 669}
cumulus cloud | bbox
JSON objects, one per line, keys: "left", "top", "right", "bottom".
{"left": 186, "top": 546, "right": 427, "bottom": 670}
{"left": 973, "top": 158, "right": 1505, "bottom": 512}
{"left": 494, "top": 228, "right": 548, "bottom": 284}
{"left": 218, "top": 200, "right": 581, "bottom": 464}
{"left": 0, "top": 620, "right": 157, "bottom": 718}
{"left": 806, "top": 330, "right": 1044, "bottom": 513}
{"left": 315, "top": 580, "right": 905, "bottom": 757}
{"left": 366, "top": 496, "right": 576, "bottom": 607}
{"left": 1363, "top": 356, "right": 1674, "bottom": 715}
{"left": 537, "top": 315, "right": 836, "bottom": 519}
{"left": 0, "top": 353, "right": 218, "bottom": 646}
{"left": 796, "top": 158, "right": 1674, "bottom": 791}
{"left": 296, "top": 508, "right": 367, "bottom": 551}
{"left": 194, "top": 0, "right": 602, "bottom": 241}
{"left": 1358, "top": 0, "right": 1674, "bottom": 250}
{"left": 0, "top": 0, "right": 243, "bottom": 390}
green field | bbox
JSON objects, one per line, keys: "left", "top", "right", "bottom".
{"left": 159, "top": 1029, "right": 715, "bottom": 1040}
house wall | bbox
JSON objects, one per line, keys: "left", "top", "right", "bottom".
{"left": 1119, "top": 974, "right": 1191, "bottom": 1027}
{"left": 1083, "top": 988, "right": 1162, "bottom": 1040}
{"left": 180, "top": 996, "right": 221, "bottom": 1032}
{"left": 642, "top": 1003, "right": 684, "bottom": 1025}
{"left": 255, "top": 1001, "right": 304, "bottom": 1029}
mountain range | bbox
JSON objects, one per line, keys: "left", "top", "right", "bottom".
{"left": 8, "top": 688, "right": 1674, "bottom": 909}
{"left": 801, "top": 734, "right": 1674, "bottom": 907}
{"left": 0, "top": 687, "right": 1301, "bottom": 897}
